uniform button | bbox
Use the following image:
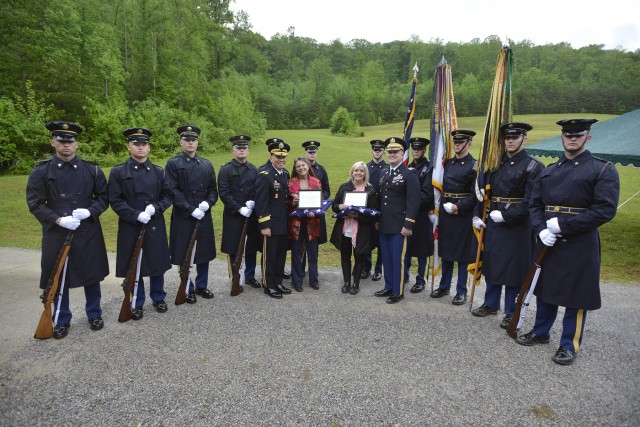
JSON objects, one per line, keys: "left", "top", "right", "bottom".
{"left": 384, "top": 202, "right": 387, "bottom": 205}
{"left": 385, "top": 196, "right": 388, "bottom": 198}
{"left": 61, "top": 194, "right": 66, "bottom": 198}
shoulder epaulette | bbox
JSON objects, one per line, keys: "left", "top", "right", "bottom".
{"left": 82, "top": 159, "right": 99, "bottom": 166}
{"left": 35, "top": 157, "right": 53, "bottom": 167}
{"left": 260, "top": 170, "right": 269, "bottom": 175}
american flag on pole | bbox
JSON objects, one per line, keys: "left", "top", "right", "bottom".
{"left": 429, "top": 57, "right": 457, "bottom": 277}
{"left": 402, "top": 62, "right": 419, "bottom": 165}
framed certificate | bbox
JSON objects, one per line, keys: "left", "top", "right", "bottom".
{"left": 344, "top": 191, "right": 368, "bottom": 207}
{"left": 298, "top": 189, "right": 322, "bottom": 209}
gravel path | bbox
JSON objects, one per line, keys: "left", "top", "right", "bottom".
{"left": 0, "top": 247, "right": 638, "bottom": 426}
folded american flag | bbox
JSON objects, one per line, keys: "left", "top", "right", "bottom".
{"left": 333, "top": 205, "right": 381, "bottom": 218}
{"left": 289, "top": 199, "right": 334, "bottom": 217}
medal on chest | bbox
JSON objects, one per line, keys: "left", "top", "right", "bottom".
{"left": 273, "top": 179, "right": 280, "bottom": 199}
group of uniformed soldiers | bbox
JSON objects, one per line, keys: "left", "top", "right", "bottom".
{"left": 27, "top": 118, "right": 620, "bottom": 366}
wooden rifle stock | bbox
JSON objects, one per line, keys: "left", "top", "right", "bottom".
{"left": 34, "top": 231, "right": 74, "bottom": 339}
{"left": 118, "top": 225, "right": 146, "bottom": 322}
{"left": 175, "top": 220, "right": 200, "bottom": 305}
{"left": 230, "top": 218, "right": 249, "bottom": 296}
{"left": 507, "top": 246, "right": 549, "bottom": 339}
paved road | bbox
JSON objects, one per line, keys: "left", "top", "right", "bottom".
{"left": 0, "top": 247, "right": 638, "bottom": 426}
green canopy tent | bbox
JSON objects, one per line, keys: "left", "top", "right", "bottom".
{"left": 526, "top": 109, "right": 640, "bottom": 167}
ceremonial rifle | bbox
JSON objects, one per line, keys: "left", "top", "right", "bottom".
{"left": 507, "top": 246, "right": 548, "bottom": 339}
{"left": 230, "top": 217, "right": 249, "bottom": 296}
{"left": 118, "top": 225, "right": 146, "bottom": 322}
{"left": 34, "top": 231, "right": 74, "bottom": 339}
{"left": 175, "top": 220, "right": 200, "bottom": 305}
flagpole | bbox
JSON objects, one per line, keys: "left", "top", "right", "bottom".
{"left": 402, "top": 62, "right": 419, "bottom": 166}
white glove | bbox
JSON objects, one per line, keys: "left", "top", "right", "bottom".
{"left": 546, "top": 217, "right": 561, "bottom": 234}
{"left": 72, "top": 208, "right": 90, "bottom": 220}
{"left": 472, "top": 217, "right": 486, "bottom": 229}
{"left": 137, "top": 212, "right": 151, "bottom": 224}
{"left": 239, "top": 207, "right": 252, "bottom": 218}
{"left": 428, "top": 213, "right": 437, "bottom": 224}
{"left": 489, "top": 210, "right": 505, "bottom": 223}
{"left": 59, "top": 216, "right": 80, "bottom": 230}
{"left": 145, "top": 204, "right": 156, "bottom": 216}
{"left": 191, "top": 208, "right": 205, "bottom": 220}
{"left": 198, "top": 201, "right": 210, "bottom": 212}
{"left": 443, "top": 202, "right": 454, "bottom": 213}
{"left": 539, "top": 229, "right": 557, "bottom": 246}
{"left": 245, "top": 200, "right": 255, "bottom": 209}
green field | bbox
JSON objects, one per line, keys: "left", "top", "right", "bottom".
{"left": 2, "top": 114, "right": 638, "bottom": 282}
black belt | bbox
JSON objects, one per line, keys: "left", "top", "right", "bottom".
{"left": 545, "top": 205, "right": 587, "bottom": 215}
{"left": 443, "top": 192, "right": 470, "bottom": 199}
{"left": 492, "top": 196, "right": 523, "bottom": 204}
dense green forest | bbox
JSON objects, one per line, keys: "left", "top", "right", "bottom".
{"left": 1, "top": 0, "right": 639, "bottom": 173}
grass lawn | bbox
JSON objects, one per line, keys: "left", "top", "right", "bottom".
{"left": 2, "top": 114, "right": 638, "bottom": 282}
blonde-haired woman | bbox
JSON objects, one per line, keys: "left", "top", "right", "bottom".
{"left": 330, "top": 161, "right": 378, "bottom": 294}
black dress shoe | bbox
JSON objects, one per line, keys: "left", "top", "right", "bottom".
{"left": 386, "top": 294, "right": 404, "bottom": 304}
{"left": 276, "top": 284, "right": 292, "bottom": 295}
{"left": 452, "top": 293, "right": 466, "bottom": 305}
{"left": 430, "top": 288, "right": 450, "bottom": 298}
{"left": 294, "top": 285, "right": 303, "bottom": 292}
{"left": 361, "top": 271, "right": 370, "bottom": 280}
{"left": 195, "top": 288, "right": 214, "bottom": 299}
{"left": 516, "top": 331, "right": 550, "bottom": 346}
{"left": 131, "top": 307, "right": 144, "bottom": 320}
{"left": 53, "top": 323, "right": 70, "bottom": 339}
{"left": 264, "top": 287, "right": 283, "bottom": 299}
{"left": 349, "top": 283, "right": 359, "bottom": 295}
{"left": 185, "top": 292, "right": 197, "bottom": 304}
{"left": 374, "top": 288, "right": 392, "bottom": 297}
{"left": 152, "top": 300, "right": 168, "bottom": 313}
{"left": 246, "top": 278, "right": 261, "bottom": 289}
{"left": 552, "top": 346, "right": 576, "bottom": 365}
{"left": 472, "top": 304, "right": 498, "bottom": 317}
{"left": 88, "top": 317, "right": 104, "bottom": 331}
{"left": 309, "top": 283, "right": 319, "bottom": 290}
{"left": 341, "top": 282, "right": 350, "bottom": 293}
{"left": 500, "top": 314, "right": 514, "bottom": 329}
{"left": 372, "top": 272, "right": 382, "bottom": 281}
{"left": 410, "top": 283, "right": 425, "bottom": 293}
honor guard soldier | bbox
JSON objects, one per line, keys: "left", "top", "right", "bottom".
{"left": 255, "top": 139, "right": 292, "bottom": 299}
{"left": 107, "top": 128, "right": 173, "bottom": 319}
{"left": 26, "top": 121, "right": 110, "bottom": 338}
{"left": 471, "top": 123, "right": 543, "bottom": 328}
{"left": 430, "top": 130, "right": 478, "bottom": 305}
{"left": 218, "top": 135, "right": 261, "bottom": 290}
{"left": 165, "top": 125, "right": 218, "bottom": 303}
{"left": 303, "top": 140, "right": 331, "bottom": 252}
{"left": 363, "top": 139, "right": 387, "bottom": 281}
{"left": 516, "top": 118, "right": 619, "bottom": 365}
{"left": 404, "top": 137, "right": 434, "bottom": 293}
{"left": 373, "top": 137, "right": 420, "bottom": 303}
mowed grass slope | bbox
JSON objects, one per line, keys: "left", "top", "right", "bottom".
{"left": 2, "top": 114, "right": 638, "bottom": 282}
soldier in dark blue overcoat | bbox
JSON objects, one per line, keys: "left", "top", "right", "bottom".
{"left": 26, "top": 121, "right": 109, "bottom": 339}
{"left": 363, "top": 140, "right": 387, "bottom": 281}
{"left": 516, "top": 119, "right": 619, "bottom": 366}
{"left": 108, "top": 128, "right": 172, "bottom": 319}
{"left": 470, "top": 123, "right": 543, "bottom": 328}
{"left": 164, "top": 125, "right": 218, "bottom": 304}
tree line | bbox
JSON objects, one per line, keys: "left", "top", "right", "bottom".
{"left": 1, "top": 0, "right": 639, "bottom": 173}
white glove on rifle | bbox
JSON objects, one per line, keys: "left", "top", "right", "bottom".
{"left": 145, "top": 204, "right": 156, "bottom": 216}
{"left": 472, "top": 217, "right": 486, "bottom": 230}
{"left": 239, "top": 207, "right": 252, "bottom": 218}
{"left": 428, "top": 213, "right": 437, "bottom": 224}
{"left": 539, "top": 229, "right": 557, "bottom": 246}
{"left": 245, "top": 200, "right": 255, "bottom": 210}
{"left": 443, "top": 202, "right": 454, "bottom": 214}
{"left": 546, "top": 217, "right": 561, "bottom": 234}
{"left": 191, "top": 208, "right": 205, "bottom": 220}
{"left": 72, "top": 208, "right": 90, "bottom": 220}
{"left": 59, "top": 216, "right": 80, "bottom": 230}
{"left": 489, "top": 210, "right": 505, "bottom": 223}
{"left": 198, "top": 201, "right": 210, "bottom": 212}
{"left": 137, "top": 212, "right": 151, "bottom": 224}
